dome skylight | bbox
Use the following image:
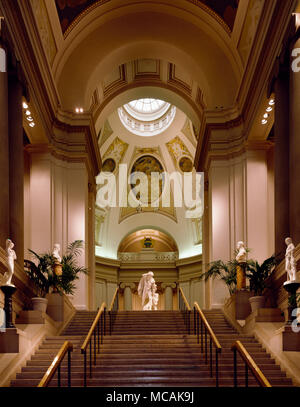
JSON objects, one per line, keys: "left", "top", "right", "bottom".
{"left": 118, "top": 98, "right": 176, "bottom": 137}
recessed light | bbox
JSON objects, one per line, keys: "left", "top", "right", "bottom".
{"left": 29, "top": 122, "right": 35, "bottom": 127}
{"left": 22, "top": 102, "right": 28, "bottom": 109}
{"left": 75, "top": 108, "right": 79, "bottom": 113}
{"left": 80, "top": 108, "right": 83, "bottom": 113}
{"left": 25, "top": 110, "right": 31, "bottom": 116}
{"left": 269, "top": 99, "right": 275, "bottom": 105}
{"left": 266, "top": 107, "right": 272, "bottom": 112}
{"left": 27, "top": 116, "right": 33, "bottom": 122}
{"left": 263, "top": 113, "right": 269, "bottom": 119}
{"left": 262, "top": 119, "right": 268, "bottom": 125}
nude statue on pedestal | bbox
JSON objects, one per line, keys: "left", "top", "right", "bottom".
{"left": 285, "top": 237, "right": 297, "bottom": 282}
{"left": 3, "top": 239, "right": 16, "bottom": 287}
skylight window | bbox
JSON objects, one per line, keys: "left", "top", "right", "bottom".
{"left": 118, "top": 98, "right": 176, "bottom": 137}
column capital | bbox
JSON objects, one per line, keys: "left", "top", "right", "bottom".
{"left": 161, "top": 282, "right": 177, "bottom": 291}
{"left": 119, "top": 282, "right": 136, "bottom": 291}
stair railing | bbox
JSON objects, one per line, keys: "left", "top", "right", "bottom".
{"left": 108, "top": 287, "right": 119, "bottom": 335}
{"left": 38, "top": 341, "right": 73, "bottom": 387}
{"left": 81, "top": 302, "right": 107, "bottom": 387}
{"left": 178, "top": 287, "right": 191, "bottom": 334}
{"left": 193, "top": 302, "right": 222, "bottom": 387}
{"left": 231, "top": 340, "right": 272, "bottom": 387}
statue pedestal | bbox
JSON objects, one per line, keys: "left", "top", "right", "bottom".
{"left": 282, "top": 325, "right": 300, "bottom": 351}
{"left": 0, "top": 328, "right": 19, "bottom": 353}
{"left": 235, "top": 290, "right": 252, "bottom": 320}
{"left": 47, "top": 292, "right": 64, "bottom": 322}
{"left": 283, "top": 280, "right": 300, "bottom": 324}
{"left": 236, "top": 262, "right": 247, "bottom": 290}
{"left": 0, "top": 285, "right": 17, "bottom": 328}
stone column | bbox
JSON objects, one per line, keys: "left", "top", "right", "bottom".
{"left": 8, "top": 72, "right": 24, "bottom": 264}
{"left": 162, "top": 283, "right": 176, "bottom": 310}
{"left": 289, "top": 38, "right": 300, "bottom": 245}
{"left": 274, "top": 68, "right": 290, "bottom": 257}
{"left": 0, "top": 46, "right": 9, "bottom": 249}
{"left": 120, "top": 283, "right": 135, "bottom": 311}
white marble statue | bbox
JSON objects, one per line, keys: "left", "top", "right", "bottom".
{"left": 52, "top": 243, "right": 61, "bottom": 264}
{"left": 285, "top": 237, "right": 297, "bottom": 282}
{"left": 236, "top": 241, "right": 247, "bottom": 263}
{"left": 138, "top": 271, "right": 159, "bottom": 310}
{"left": 3, "top": 239, "right": 16, "bottom": 286}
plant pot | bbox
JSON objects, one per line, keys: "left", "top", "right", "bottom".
{"left": 249, "top": 296, "right": 265, "bottom": 313}
{"left": 31, "top": 297, "right": 48, "bottom": 313}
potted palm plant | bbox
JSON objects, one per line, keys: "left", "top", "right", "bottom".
{"left": 24, "top": 253, "right": 55, "bottom": 312}
{"left": 200, "top": 259, "right": 238, "bottom": 295}
{"left": 25, "top": 240, "right": 88, "bottom": 314}
{"left": 246, "top": 255, "right": 277, "bottom": 312}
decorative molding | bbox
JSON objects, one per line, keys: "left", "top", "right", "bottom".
{"left": 118, "top": 251, "right": 178, "bottom": 264}
{"left": 167, "top": 63, "right": 192, "bottom": 96}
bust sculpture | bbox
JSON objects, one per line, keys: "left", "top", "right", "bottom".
{"left": 3, "top": 239, "right": 16, "bottom": 287}
{"left": 138, "top": 271, "right": 159, "bottom": 310}
{"left": 52, "top": 243, "right": 61, "bottom": 264}
{"left": 285, "top": 237, "right": 297, "bottom": 282}
{"left": 236, "top": 241, "right": 247, "bottom": 263}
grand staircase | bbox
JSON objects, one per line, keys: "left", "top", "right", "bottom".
{"left": 10, "top": 309, "right": 293, "bottom": 387}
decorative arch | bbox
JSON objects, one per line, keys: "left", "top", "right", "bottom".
{"left": 53, "top": 2, "right": 243, "bottom": 112}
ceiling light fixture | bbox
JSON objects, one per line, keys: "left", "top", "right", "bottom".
{"left": 269, "top": 99, "right": 275, "bottom": 105}
{"left": 262, "top": 119, "right": 268, "bottom": 125}
{"left": 22, "top": 102, "right": 28, "bottom": 109}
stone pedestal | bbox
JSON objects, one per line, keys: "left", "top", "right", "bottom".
{"left": 16, "top": 310, "right": 44, "bottom": 324}
{"left": 236, "top": 262, "right": 247, "bottom": 290}
{"left": 0, "top": 285, "right": 16, "bottom": 328}
{"left": 0, "top": 328, "right": 19, "bottom": 353}
{"left": 47, "top": 292, "right": 64, "bottom": 322}
{"left": 283, "top": 280, "right": 300, "bottom": 324}
{"left": 235, "top": 290, "right": 251, "bottom": 320}
{"left": 282, "top": 325, "right": 300, "bottom": 351}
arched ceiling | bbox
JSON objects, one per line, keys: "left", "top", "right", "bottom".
{"left": 118, "top": 229, "right": 178, "bottom": 253}
{"left": 53, "top": 2, "right": 243, "bottom": 114}
{"left": 55, "top": 0, "right": 239, "bottom": 34}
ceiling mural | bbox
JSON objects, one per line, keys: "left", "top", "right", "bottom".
{"left": 55, "top": 0, "right": 239, "bottom": 34}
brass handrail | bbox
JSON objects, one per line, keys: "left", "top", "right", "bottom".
{"left": 81, "top": 302, "right": 106, "bottom": 353}
{"left": 179, "top": 287, "right": 191, "bottom": 311}
{"left": 38, "top": 341, "right": 73, "bottom": 387}
{"left": 194, "top": 302, "right": 222, "bottom": 351}
{"left": 193, "top": 302, "right": 222, "bottom": 386}
{"left": 231, "top": 340, "right": 272, "bottom": 387}
{"left": 109, "top": 287, "right": 118, "bottom": 311}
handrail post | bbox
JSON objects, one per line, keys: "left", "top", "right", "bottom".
{"left": 233, "top": 348, "right": 237, "bottom": 387}
{"left": 205, "top": 327, "right": 207, "bottom": 364}
{"left": 84, "top": 351, "right": 87, "bottom": 387}
{"left": 68, "top": 348, "right": 71, "bottom": 388}
{"left": 57, "top": 365, "right": 61, "bottom": 387}
{"left": 94, "top": 329, "right": 96, "bottom": 365}
{"left": 193, "top": 307, "right": 196, "bottom": 335}
{"left": 210, "top": 338, "right": 213, "bottom": 377}
{"left": 215, "top": 349, "right": 219, "bottom": 387}
{"left": 89, "top": 341, "right": 92, "bottom": 378}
